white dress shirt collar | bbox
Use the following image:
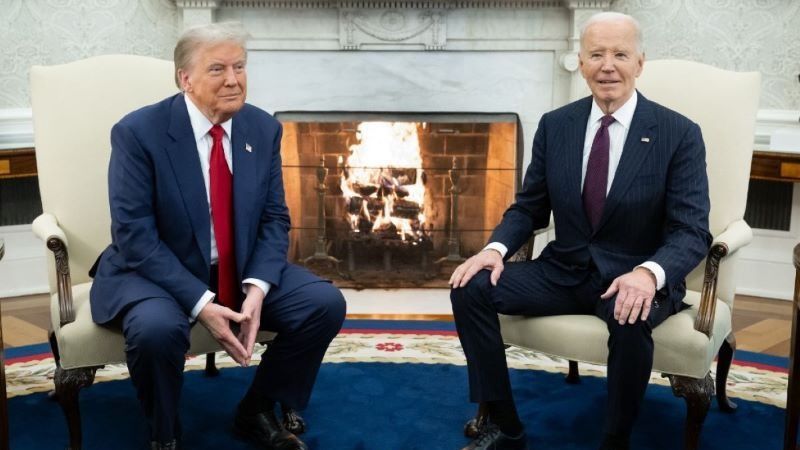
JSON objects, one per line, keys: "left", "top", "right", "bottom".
{"left": 184, "top": 94, "right": 233, "bottom": 140}
{"left": 588, "top": 90, "right": 638, "bottom": 131}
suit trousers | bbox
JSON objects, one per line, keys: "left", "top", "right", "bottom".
{"left": 450, "top": 259, "right": 674, "bottom": 438}
{"left": 121, "top": 264, "right": 346, "bottom": 443}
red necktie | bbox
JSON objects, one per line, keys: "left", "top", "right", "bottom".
{"left": 582, "top": 115, "right": 615, "bottom": 230}
{"left": 209, "top": 125, "right": 238, "bottom": 310}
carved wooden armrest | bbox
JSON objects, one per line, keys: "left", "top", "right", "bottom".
{"left": 31, "top": 213, "right": 75, "bottom": 326}
{"left": 47, "top": 237, "right": 75, "bottom": 326}
{"left": 693, "top": 219, "right": 753, "bottom": 336}
{"left": 694, "top": 243, "right": 728, "bottom": 336}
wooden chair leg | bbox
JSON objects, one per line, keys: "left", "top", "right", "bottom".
{"left": 53, "top": 366, "right": 97, "bottom": 450}
{"left": 463, "top": 402, "right": 489, "bottom": 439}
{"left": 715, "top": 333, "right": 737, "bottom": 412}
{"left": 566, "top": 360, "right": 581, "bottom": 384}
{"left": 666, "top": 373, "right": 714, "bottom": 450}
{"left": 281, "top": 404, "right": 306, "bottom": 435}
{"left": 204, "top": 352, "right": 220, "bottom": 377}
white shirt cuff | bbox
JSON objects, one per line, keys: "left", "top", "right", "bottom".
{"left": 243, "top": 278, "right": 270, "bottom": 298}
{"left": 190, "top": 290, "right": 216, "bottom": 321}
{"left": 637, "top": 261, "right": 666, "bottom": 290}
{"left": 483, "top": 242, "right": 508, "bottom": 258}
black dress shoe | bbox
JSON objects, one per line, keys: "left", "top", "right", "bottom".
{"left": 462, "top": 423, "right": 527, "bottom": 450}
{"left": 150, "top": 439, "right": 178, "bottom": 450}
{"left": 234, "top": 405, "right": 308, "bottom": 450}
{"left": 281, "top": 406, "right": 306, "bottom": 435}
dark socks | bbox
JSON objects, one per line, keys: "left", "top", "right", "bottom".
{"left": 486, "top": 400, "right": 523, "bottom": 436}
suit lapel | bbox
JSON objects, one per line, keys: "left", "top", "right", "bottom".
{"left": 165, "top": 94, "right": 212, "bottom": 267}
{"left": 565, "top": 97, "right": 593, "bottom": 236}
{"left": 231, "top": 114, "right": 256, "bottom": 277}
{"left": 596, "top": 92, "right": 658, "bottom": 231}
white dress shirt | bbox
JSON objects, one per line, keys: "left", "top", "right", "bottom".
{"left": 184, "top": 95, "right": 270, "bottom": 319}
{"left": 485, "top": 91, "right": 666, "bottom": 290}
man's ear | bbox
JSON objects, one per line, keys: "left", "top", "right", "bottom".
{"left": 177, "top": 69, "right": 191, "bottom": 92}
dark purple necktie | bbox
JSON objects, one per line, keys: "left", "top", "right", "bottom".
{"left": 583, "top": 114, "right": 615, "bottom": 230}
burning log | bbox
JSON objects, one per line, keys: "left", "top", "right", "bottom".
{"left": 366, "top": 197, "right": 385, "bottom": 215}
{"left": 347, "top": 196, "right": 364, "bottom": 215}
{"left": 393, "top": 199, "right": 421, "bottom": 219}
{"left": 353, "top": 182, "right": 378, "bottom": 197}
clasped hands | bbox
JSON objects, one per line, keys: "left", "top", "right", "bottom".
{"left": 197, "top": 284, "right": 265, "bottom": 367}
{"left": 448, "top": 249, "right": 657, "bottom": 325}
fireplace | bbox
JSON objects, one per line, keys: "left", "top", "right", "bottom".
{"left": 171, "top": 0, "right": 595, "bottom": 287}
{"left": 278, "top": 112, "right": 522, "bottom": 288}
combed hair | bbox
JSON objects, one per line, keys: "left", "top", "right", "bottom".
{"left": 173, "top": 22, "right": 249, "bottom": 89}
{"left": 580, "top": 12, "right": 643, "bottom": 54}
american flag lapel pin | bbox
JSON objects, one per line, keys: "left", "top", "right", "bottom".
{"left": 245, "top": 143, "right": 253, "bottom": 152}
{"left": 641, "top": 137, "right": 650, "bottom": 143}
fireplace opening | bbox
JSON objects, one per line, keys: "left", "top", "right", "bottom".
{"left": 276, "top": 112, "right": 523, "bottom": 288}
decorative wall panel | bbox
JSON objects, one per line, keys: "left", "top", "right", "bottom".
{"left": 612, "top": 0, "right": 800, "bottom": 110}
{"left": 0, "top": 0, "right": 179, "bottom": 108}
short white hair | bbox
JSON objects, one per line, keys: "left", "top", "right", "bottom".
{"left": 173, "top": 22, "right": 249, "bottom": 89}
{"left": 580, "top": 12, "right": 643, "bottom": 54}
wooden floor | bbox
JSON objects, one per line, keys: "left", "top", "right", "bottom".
{"left": 0, "top": 293, "right": 794, "bottom": 357}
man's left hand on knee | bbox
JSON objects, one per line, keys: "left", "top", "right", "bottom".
{"left": 601, "top": 268, "right": 657, "bottom": 325}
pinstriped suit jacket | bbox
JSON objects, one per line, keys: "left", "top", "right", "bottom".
{"left": 489, "top": 92, "right": 712, "bottom": 308}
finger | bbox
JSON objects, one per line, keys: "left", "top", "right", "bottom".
{"left": 223, "top": 308, "right": 247, "bottom": 323}
{"left": 618, "top": 294, "right": 634, "bottom": 325}
{"left": 449, "top": 264, "right": 464, "bottom": 287}
{"left": 489, "top": 264, "right": 504, "bottom": 286}
{"left": 448, "top": 266, "right": 459, "bottom": 286}
{"left": 640, "top": 297, "right": 652, "bottom": 322}
{"left": 601, "top": 279, "right": 619, "bottom": 299}
{"left": 614, "top": 291, "right": 627, "bottom": 322}
{"left": 219, "top": 326, "right": 246, "bottom": 353}
{"left": 628, "top": 297, "right": 644, "bottom": 324}
{"left": 459, "top": 263, "right": 484, "bottom": 288}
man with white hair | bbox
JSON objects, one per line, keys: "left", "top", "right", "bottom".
{"left": 449, "top": 12, "right": 711, "bottom": 450}
{"left": 89, "top": 22, "right": 345, "bottom": 449}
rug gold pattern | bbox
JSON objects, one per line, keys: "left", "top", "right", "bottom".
{"left": 5, "top": 333, "right": 787, "bottom": 408}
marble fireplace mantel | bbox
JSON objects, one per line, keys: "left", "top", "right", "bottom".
{"left": 174, "top": 0, "right": 612, "bottom": 167}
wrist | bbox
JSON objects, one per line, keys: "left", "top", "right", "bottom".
{"left": 635, "top": 267, "right": 657, "bottom": 288}
{"left": 482, "top": 248, "right": 502, "bottom": 257}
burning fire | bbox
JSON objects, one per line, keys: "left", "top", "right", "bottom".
{"left": 339, "top": 122, "right": 427, "bottom": 241}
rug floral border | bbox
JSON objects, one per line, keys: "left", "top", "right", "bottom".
{"left": 5, "top": 333, "right": 787, "bottom": 408}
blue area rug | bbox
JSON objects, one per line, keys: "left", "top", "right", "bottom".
{"left": 4, "top": 320, "right": 788, "bottom": 449}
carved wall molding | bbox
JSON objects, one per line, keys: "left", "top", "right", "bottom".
{"left": 176, "top": 0, "right": 220, "bottom": 7}
{"left": 222, "top": 0, "right": 562, "bottom": 8}
{"left": 340, "top": 9, "right": 446, "bottom": 49}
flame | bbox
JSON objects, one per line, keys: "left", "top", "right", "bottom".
{"left": 340, "top": 122, "right": 427, "bottom": 240}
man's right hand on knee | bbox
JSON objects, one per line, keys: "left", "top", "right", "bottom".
{"left": 197, "top": 302, "right": 250, "bottom": 367}
{"left": 449, "top": 249, "right": 504, "bottom": 288}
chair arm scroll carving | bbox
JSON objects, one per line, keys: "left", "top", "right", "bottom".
{"left": 694, "top": 243, "right": 728, "bottom": 337}
{"left": 46, "top": 237, "right": 75, "bottom": 326}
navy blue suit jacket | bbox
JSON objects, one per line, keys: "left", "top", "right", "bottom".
{"left": 90, "top": 94, "right": 318, "bottom": 324}
{"left": 490, "top": 93, "right": 712, "bottom": 308}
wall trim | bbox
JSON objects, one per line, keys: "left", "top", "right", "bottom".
{"left": 2, "top": 107, "right": 796, "bottom": 151}
{"left": 0, "top": 108, "right": 33, "bottom": 150}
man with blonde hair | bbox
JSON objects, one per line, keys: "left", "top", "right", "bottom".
{"left": 449, "top": 12, "right": 710, "bottom": 450}
{"left": 90, "top": 22, "right": 345, "bottom": 449}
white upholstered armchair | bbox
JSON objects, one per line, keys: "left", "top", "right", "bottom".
{"left": 29, "top": 55, "right": 278, "bottom": 449}
{"left": 465, "top": 60, "right": 761, "bottom": 450}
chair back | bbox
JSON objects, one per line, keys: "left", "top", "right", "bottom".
{"left": 30, "top": 55, "right": 178, "bottom": 292}
{"left": 636, "top": 60, "right": 760, "bottom": 308}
